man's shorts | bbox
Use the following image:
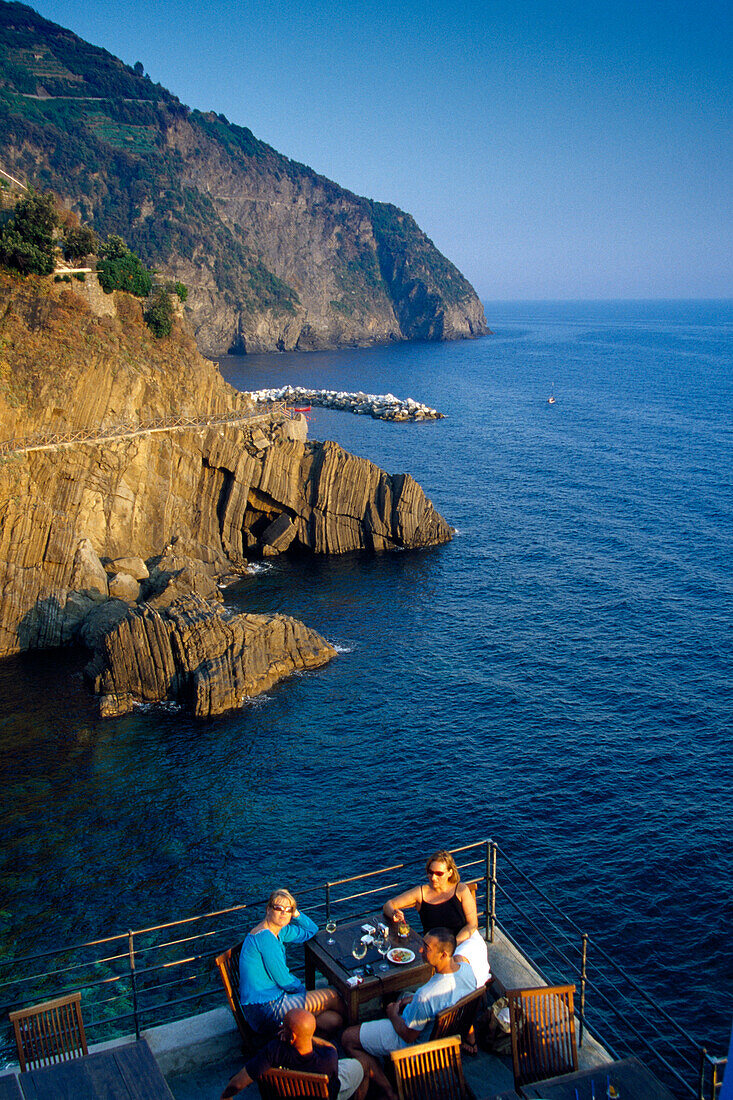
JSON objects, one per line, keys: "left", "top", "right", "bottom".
{"left": 359, "top": 1017, "right": 410, "bottom": 1058}
{"left": 337, "top": 1057, "right": 365, "bottom": 1099}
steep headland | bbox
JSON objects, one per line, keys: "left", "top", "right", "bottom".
{"left": 0, "top": 271, "right": 453, "bottom": 713}
{"left": 0, "top": 1, "right": 489, "bottom": 355}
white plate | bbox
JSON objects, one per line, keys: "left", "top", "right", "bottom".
{"left": 387, "top": 947, "right": 415, "bottom": 965}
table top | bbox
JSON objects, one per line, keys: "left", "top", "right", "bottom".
{"left": 10, "top": 1039, "right": 174, "bottom": 1099}
{"left": 305, "top": 913, "right": 432, "bottom": 1004}
{"left": 0, "top": 1076, "right": 22, "bottom": 1100}
{"left": 488, "top": 1056, "right": 678, "bottom": 1100}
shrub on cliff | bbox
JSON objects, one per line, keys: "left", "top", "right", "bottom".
{"left": 0, "top": 189, "right": 57, "bottom": 275}
{"left": 97, "top": 234, "right": 152, "bottom": 296}
{"left": 144, "top": 287, "right": 174, "bottom": 337}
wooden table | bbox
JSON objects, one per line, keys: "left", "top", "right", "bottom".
{"left": 304, "top": 914, "right": 432, "bottom": 1025}
{"left": 0, "top": 1076, "right": 23, "bottom": 1100}
{"left": 487, "top": 1056, "right": 678, "bottom": 1100}
{"left": 13, "top": 1039, "right": 174, "bottom": 1099}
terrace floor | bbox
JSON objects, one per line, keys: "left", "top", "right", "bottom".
{"left": 165, "top": 1039, "right": 518, "bottom": 1099}
{"left": 163, "top": 928, "right": 610, "bottom": 1100}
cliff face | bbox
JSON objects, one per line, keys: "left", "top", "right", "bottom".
{"left": 0, "top": 274, "right": 453, "bottom": 667}
{"left": 0, "top": 272, "right": 249, "bottom": 442}
{"left": 90, "top": 595, "right": 337, "bottom": 718}
{"left": 0, "top": 1, "right": 489, "bottom": 355}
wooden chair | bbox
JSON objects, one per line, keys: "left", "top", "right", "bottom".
{"left": 506, "top": 983, "right": 578, "bottom": 1094}
{"left": 215, "top": 941, "right": 273, "bottom": 1050}
{"left": 429, "top": 984, "right": 486, "bottom": 1043}
{"left": 9, "top": 991, "right": 88, "bottom": 1072}
{"left": 257, "top": 1066, "right": 330, "bottom": 1098}
{"left": 390, "top": 1035, "right": 472, "bottom": 1100}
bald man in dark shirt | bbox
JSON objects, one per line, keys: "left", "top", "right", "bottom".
{"left": 221, "top": 1008, "right": 369, "bottom": 1100}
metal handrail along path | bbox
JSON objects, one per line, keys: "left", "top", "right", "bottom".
{"left": 0, "top": 401, "right": 295, "bottom": 455}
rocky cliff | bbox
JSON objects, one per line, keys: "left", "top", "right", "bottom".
{"left": 0, "top": 272, "right": 453, "bottom": 713}
{"left": 88, "top": 595, "right": 337, "bottom": 718}
{"left": 0, "top": 1, "right": 489, "bottom": 355}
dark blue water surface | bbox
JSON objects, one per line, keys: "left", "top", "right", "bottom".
{"left": 1, "top": 300, "right": 731, "bottom": 1052}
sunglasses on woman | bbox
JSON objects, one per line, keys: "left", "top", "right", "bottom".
{"left": 270, "top": 904, "right": 294, "bottom": 913}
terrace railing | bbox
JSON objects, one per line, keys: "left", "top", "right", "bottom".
{"left": 0, "top": 840, "right": 725, "bottom": 1098}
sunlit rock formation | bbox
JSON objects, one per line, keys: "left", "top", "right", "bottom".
{"left": 87, "top": 594, "right": 336, "bottom": 718}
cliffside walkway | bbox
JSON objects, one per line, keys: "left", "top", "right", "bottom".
{"left": 0, "top": 402, "right": 292, "bottom": 456}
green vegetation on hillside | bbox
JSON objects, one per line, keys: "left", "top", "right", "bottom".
{"left": 0, "top": 188, "right": 56, "bottom": 274}
{"left": 144, "top": 286, "right": 174, "bottom": 337}
{"left": 0, "top": 2, "right": 177, "bottom": 103}
{"left": 97, "top": 234, "right": 152, "bottom": 296}
{"left": 0, "top": 0, "right": 484, "bottom": 350}
{"left": 369, "top": 201, "right": 474, "bottom": 306}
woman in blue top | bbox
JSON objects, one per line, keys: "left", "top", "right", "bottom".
{"left": 239, "top": 888, "right": 345, "bottom": 1034}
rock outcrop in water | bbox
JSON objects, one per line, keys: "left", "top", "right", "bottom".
{"left": 87, "top": 594, "right": 336, "bottom": 718}
{"left": 0, "top": 273, "right": 453, "bottom": 712}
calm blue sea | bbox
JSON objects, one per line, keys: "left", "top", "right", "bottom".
{"left": 0, "top": 300, "right": 731, "bottom": 1053}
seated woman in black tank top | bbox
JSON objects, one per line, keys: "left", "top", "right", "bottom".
{"left": 383, "top": 849, "right": 491, "bottom": 1055}
{"left": 383, "top": 849, "right": 477, "bottom": 943}
{"left": 417, "top": 882, "right": 467, "bottom": 936}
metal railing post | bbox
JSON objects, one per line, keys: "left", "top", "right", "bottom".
{"left": 697, "top": 1046, "right": 708, "bottom": 1100}
{"left": 487, "top": 840, "right": 497, "bottom": 943}
{"left": 710, "top": 1055, "right": 726, "bottom": 1099}
{"left": 128, "top": 930, "right": 140, "bottom": 1040}
{"left": 325, "top": 882, "right": 332, "bottom": 922}
{"left": 579, "top": 932, "right": 588, "bottom": 1047}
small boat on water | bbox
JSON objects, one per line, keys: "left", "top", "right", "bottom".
{"left": 548, "top": 394, "right": 556, "bottom": 404}
{"left": 291, "top": 405, "right": 312, "bottom": 412}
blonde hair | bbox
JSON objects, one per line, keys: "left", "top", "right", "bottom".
{"left": 267, "top": 887, "right": 297, "bottom": 911}
{"left": 425, "top": 850, "right": 460, "bottom": 884}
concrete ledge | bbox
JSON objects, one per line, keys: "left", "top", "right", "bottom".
{"left": 142, "top": 1007, "right": 242, "bottom": 1076}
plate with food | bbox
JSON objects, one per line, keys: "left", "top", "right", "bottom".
{"left": 387, "top": 947, "right": 415, "bottom": 965}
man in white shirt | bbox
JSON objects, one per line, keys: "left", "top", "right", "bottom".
{"left": 341, "top": 927, "right": 476, "bottom": 1100}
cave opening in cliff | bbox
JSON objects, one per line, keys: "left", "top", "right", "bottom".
{"left": 242, "top": 488, "right": 299, "bottom": 556}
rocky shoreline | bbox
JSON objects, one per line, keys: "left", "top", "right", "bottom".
{"left": 88, "top": 594, "right": 336, "bottom": 718}
{"left": 250, "top": 386, "right": 444, "bottom": 421}
{"left": 0, "top": 273, "right": 454, "bottom": 717}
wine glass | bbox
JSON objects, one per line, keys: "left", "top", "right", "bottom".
{"left": 376, "top": 930, "right": 391, "bottom": 971}
{"left": 351, "top": 935, "right": 368, "bottom": 962}
{"left": 325, "top": 918, "right": 337, "bottom": 945}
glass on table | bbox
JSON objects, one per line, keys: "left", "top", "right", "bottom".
{"left": 325, "top": 918, "right": 337, "bottom": 945}
{"left": 351, "top": 934, "right": 368, "bottom": 962}
{"left": 375, "top": 929, "right": 391, "bottom": 971}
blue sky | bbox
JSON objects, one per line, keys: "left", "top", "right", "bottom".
{"left": 30, "top": 0, "right": 732, "bottom": 299}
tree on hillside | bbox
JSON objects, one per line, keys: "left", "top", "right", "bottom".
{"left": 97, "top": 234, "right": 152, "bottom": 296}
{"left": 144, "top": 286, "right": 174, "bottom": 337}
{"left": 63, "top": 225, "right": 98, "bottom": 263}
{"left": 0, "top": 190, "right": 57, "bottom": 275}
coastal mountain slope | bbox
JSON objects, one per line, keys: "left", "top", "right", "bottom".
{"left": 0, "top": 1, "right": 489, "bottom": 355}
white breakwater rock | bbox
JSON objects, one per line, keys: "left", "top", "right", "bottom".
{"left": 250, "top": 386, "right": 444, "bottom": 421}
